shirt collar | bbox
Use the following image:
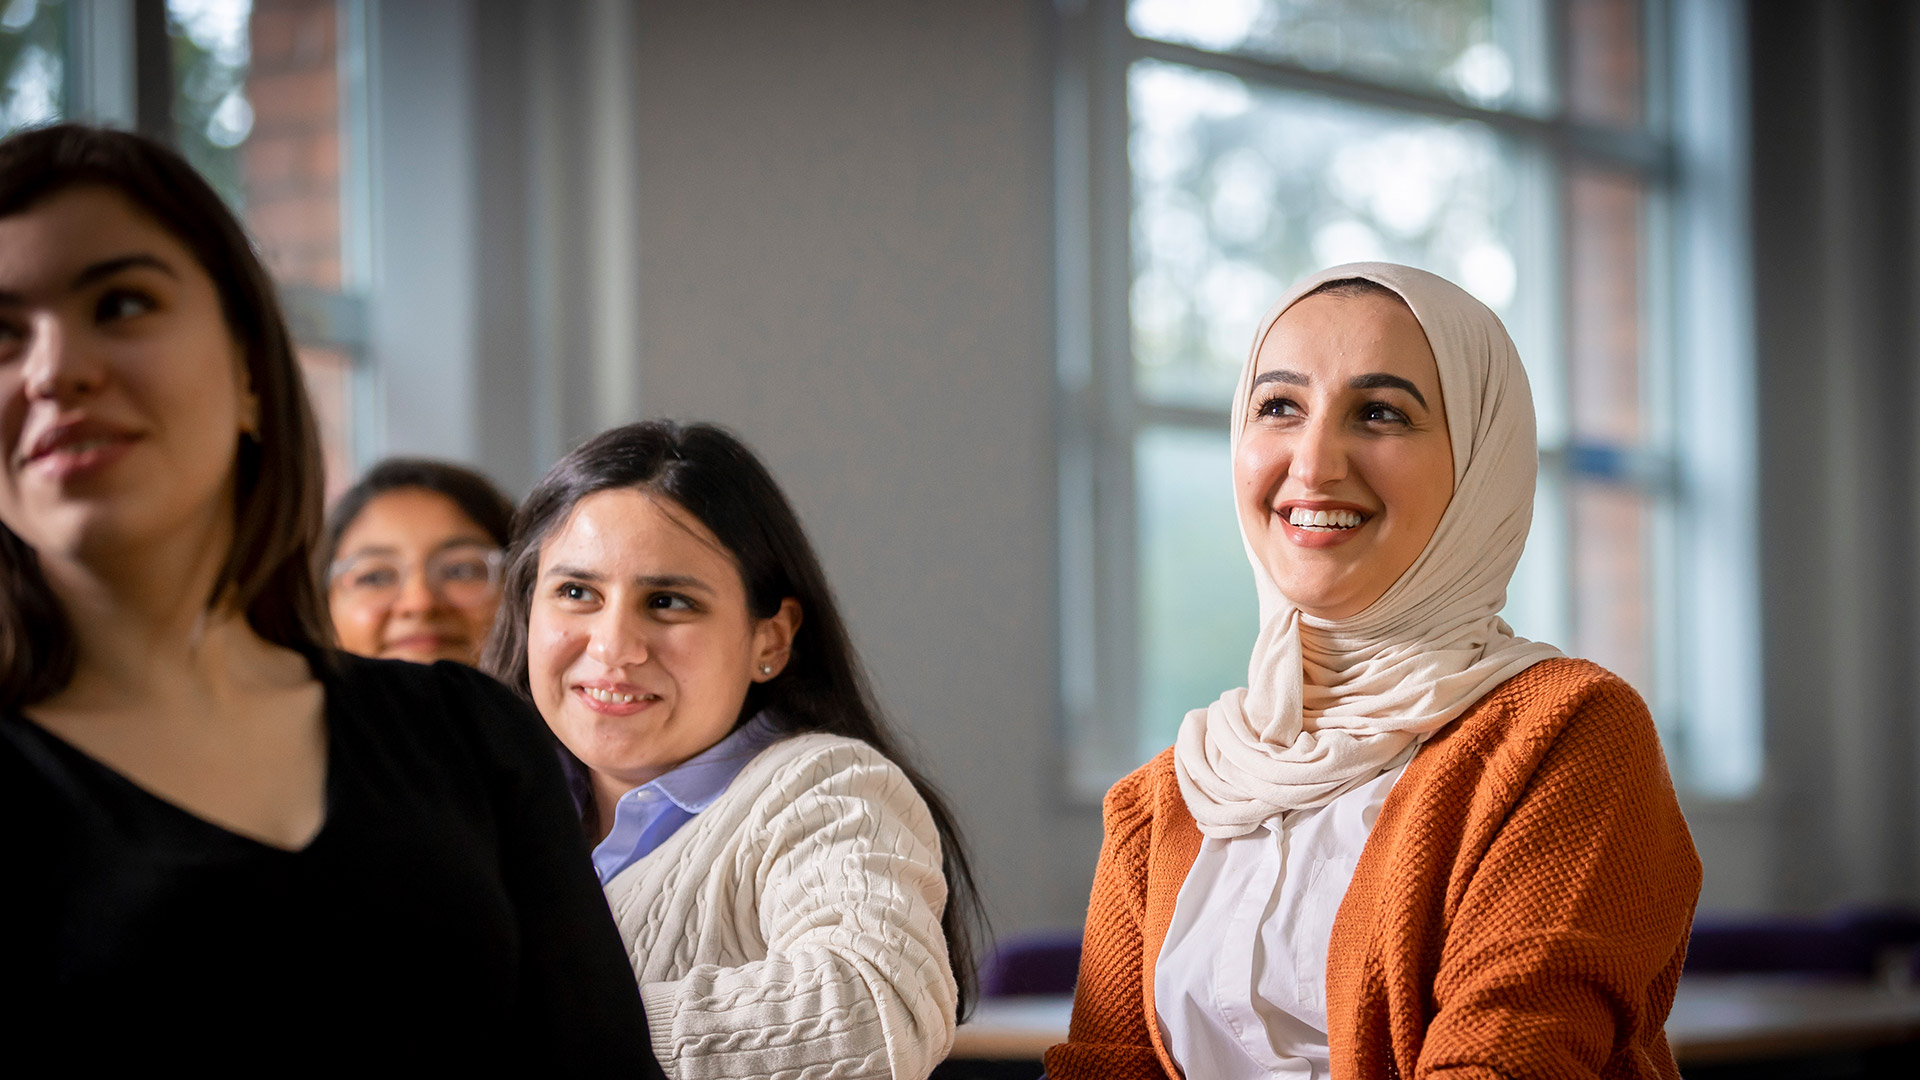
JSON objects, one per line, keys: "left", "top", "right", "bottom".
{"left": 643, "top": 712, "right": 783, "bottom": 814}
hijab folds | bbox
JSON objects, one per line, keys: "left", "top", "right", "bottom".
{"left": 1174, "top": 262, "right": 1562, "bottom": 838}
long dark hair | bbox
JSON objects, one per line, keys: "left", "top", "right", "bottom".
{"left": 0, "top": 124, "right": 330, "bottom": 710}
{"left": 483, "top": 420, "right": 989, "bottom": 1015}
{"left": 323, "top": 457, "right": 516, "bottom": 566}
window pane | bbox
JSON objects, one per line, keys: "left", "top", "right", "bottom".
{"left": 1566, "top": 166, "right": 1642, "bottom": 445}
{"left": 1130, "top": 59, "right": 1530, "bottom": 409}
{"left": 1571, "top": 481, "right": 1647, "bottom": 694}
{"left": 1565, "top": 0, "right": 1643, "bottom": 129}
{"left": 170, "top": 0, "right": 254, "bottom": 209}
{"left": 1128, "top": 0, "right": 1551, "bottom": 113}
{"left": 1, "top": 0, "right": 65, "bottom": 133}
{"left": 194, "top": 0, "right": 357, "bottom": 495}
{"left": 1136, "top": 425, "right": 1259, "bottom": 760}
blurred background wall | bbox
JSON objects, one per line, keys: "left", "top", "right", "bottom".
{"left": 12, "top": 0, "right": 1920, "bottom": 940}
{"left": 1749, "top": 0, "right": 1920, "bottom": 912}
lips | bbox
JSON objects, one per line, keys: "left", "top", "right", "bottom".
{"left": 19, "top": 416, "right": 141, "bottom": 472}
{"left": 383, "top": 633, "right": 459, "bottom": 656}
{"left": 1288, "top": 506, "right": 1363, "bottom": 529}
{"left": 1277, "top": 500, "right": 1374, "bottom": 548}
{"left": 573, "top": 681, "right": 663, "bottom": 716}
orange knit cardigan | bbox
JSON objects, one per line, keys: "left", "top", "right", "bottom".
{"left": 1045, "top": 658, "right": 1701, "bottom": 1080}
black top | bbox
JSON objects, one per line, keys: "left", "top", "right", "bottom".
{"left": 0, "top": 654, "right": 665, "bottom": 1074}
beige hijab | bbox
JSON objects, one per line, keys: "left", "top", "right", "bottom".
{"left": 1174, "top": 262, "right": 1561, "bottom": 837}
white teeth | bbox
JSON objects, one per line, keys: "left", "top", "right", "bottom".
{"left": 585, "top": 688, "right": 639, "bottom": 704}
{"left": 1287, "top": 507, "right": 1362, "bottom": 529}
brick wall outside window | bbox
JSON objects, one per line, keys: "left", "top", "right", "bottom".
{"left": 244, "top": 0, "right": 352, "bottom": 497}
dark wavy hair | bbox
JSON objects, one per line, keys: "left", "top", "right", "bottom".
{"left": 0, "top": 124, "right": 330, "bottom": 710}
{"left": 483, "top": 420, "right": 989, "bottom": 1015}
{"left": 323, "top": 458, "right": 516, "bottom": 567}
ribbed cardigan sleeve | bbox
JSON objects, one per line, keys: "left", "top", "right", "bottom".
{"left": 635, "top": 741, "right": 956, "bottom": 1080}
{"left": 1044, "top": 755, "right": 1180, "bottom": 1080}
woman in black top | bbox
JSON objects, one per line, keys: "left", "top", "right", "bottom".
{"left": 0, "top": 125, "right": 664, "bottom": 1073}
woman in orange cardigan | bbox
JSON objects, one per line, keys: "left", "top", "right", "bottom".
{"left": 1046, "top": 263, "right": 1700, "bottom": 1080}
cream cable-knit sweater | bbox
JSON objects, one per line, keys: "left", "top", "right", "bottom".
{"left": 605, "top": 732, "right": 957, "bottom": 1080}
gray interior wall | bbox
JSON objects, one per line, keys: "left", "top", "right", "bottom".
{"left": 364, "top": 0, "right": 478, "bottom": 465}
{"left": 1750, "top": 0, "right": 1920, "bottom": 912}
{"left": 627, "top": 0, "right": 1102, "bottom": 934}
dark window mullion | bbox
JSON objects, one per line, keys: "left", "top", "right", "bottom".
{"left": 132, "top": 0, "right": 170, "bottom": 143}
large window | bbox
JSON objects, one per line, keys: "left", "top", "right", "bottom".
{"left": 1, "top": 0, "right": 367, "bottom": 499}
{"left": 1, "top": 0, "right": 65, "bottom": 130}
{"left": 1058, "top": 0, "right": 1756, "bottom": 799}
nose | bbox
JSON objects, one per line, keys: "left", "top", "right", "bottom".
{"left": 390, "top": 564, "right": 444, "bottom": 618}
{"left": 586, "top": 607, "right": 651, "bottom": 668}
{"left": 1289, "top": 413, "right": 1350, "bottom": 490}
{"left": 20, "top": 316, "right": 107, "bottom": 404}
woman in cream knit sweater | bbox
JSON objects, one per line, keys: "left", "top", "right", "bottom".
{"left": 484, "top": 421, "right": 984, "bottom": 1080}
{"left": 1047, "top": 264, "right": 1700, "bottom": 1079}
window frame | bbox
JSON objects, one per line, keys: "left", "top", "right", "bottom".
{"left": 1055, "top": 0, "right": 1756, "bottom": 803}
{"left": 56, "top": 0, "right": 373, "bottom": 462}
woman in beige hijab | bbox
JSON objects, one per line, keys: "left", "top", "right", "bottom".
{"left": 1047, "top": 263, "right": 1700, "bottom": 1080}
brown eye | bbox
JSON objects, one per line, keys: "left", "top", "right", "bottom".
{"left": 95, "top": 289, "right": 156, "bottom": 323}
{"left": 1361, "top": 402, "right": 1410, "bottom": 425}
{"left": 352, "top": 566, "right": 399, "bottom": 590}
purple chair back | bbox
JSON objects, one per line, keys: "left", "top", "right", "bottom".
{"left": 1684, "top": 906, "right": 1920, "bottom": 979}
{"left": 979, "top": 931, "right": 1083, "bottom": 998}
{"left": 1829, "top": 904, "right": 1920, "bottom": 948}
{"left": 1683, "top": 918, "right": 1876, "bottom": 978}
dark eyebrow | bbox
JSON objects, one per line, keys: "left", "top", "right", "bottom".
{"left": 0, "top": 254, "right": 180, "bottom": 306}
{"left": 636, "top": 574, "right": 714, "bottom": 593}
{"left": 1349, "top": 373, "right": 1429, "bottom": 410}
{"left": 1250, "top": 368, "right": 1430, "bottom": 410}
{"left": 1251, "top": 369, "right": 1310, "bottom": 389}
{"left": 70, "top": 254, "right": 179, "bottom": 291}
{"left": 541, "top": 565, "right": 715, "bottom": 594}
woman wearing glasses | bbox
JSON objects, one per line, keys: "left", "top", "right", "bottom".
{"left": 0, "top": 125, "right": 664, "bottom": 1072}
{"left": 324, "top": 458, "right": 514, "bottom": 666}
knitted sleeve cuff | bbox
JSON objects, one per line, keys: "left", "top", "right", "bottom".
{"left": 640, "top": 979, "right": 682, "bottom": 1076}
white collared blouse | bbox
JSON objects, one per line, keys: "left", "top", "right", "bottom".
{"left": 1153, "top": 759, "right": 1411, "bottom": 1079}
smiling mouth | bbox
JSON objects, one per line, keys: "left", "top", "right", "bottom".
{"left": 582, "top": 687, "right": 658, "bottom": 705}
{"left": 1286, "top": 507, "right": 1365, "bottom": 531}
{"left": 22, "top": 418, "right": 143, "bottom": 466}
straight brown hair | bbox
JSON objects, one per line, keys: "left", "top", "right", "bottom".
{"left": 0, "top": 124, "right": 331, "bottom": 710}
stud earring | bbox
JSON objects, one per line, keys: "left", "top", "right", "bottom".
{"left": 759, "top": 664, "right": 774, "bottom": 676}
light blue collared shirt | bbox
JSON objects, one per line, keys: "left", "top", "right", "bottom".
{"left": 589, "top": 714, "right": 783, "bottom": 886}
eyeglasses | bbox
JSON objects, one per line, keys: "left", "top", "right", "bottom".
{"left": 328, "top": 546, "right": 505, "bottom": 609}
